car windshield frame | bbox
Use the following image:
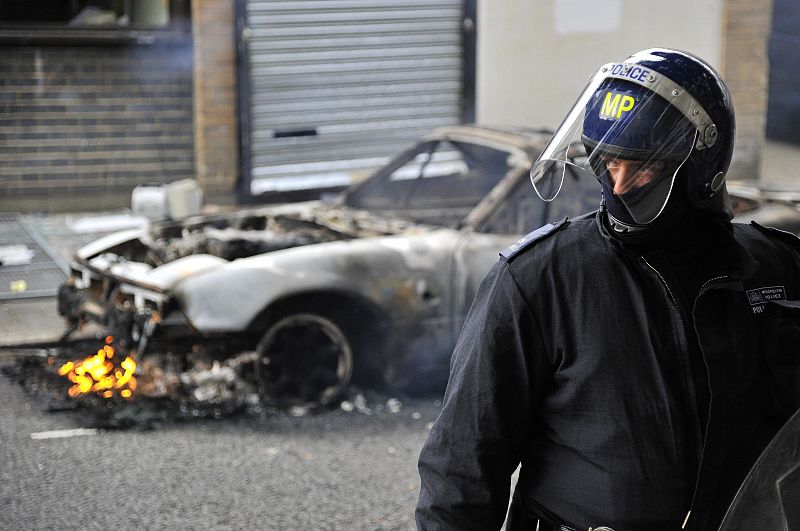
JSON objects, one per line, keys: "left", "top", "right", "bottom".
{"left": 466, "top": 155, "right": 600, "bottom": 235}
{"left": 343, "top": 134, "right": 522, "bottom": 228}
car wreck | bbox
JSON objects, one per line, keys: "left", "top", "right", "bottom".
{"left": 56, "top": 125, "right": 603, "bottom": 409}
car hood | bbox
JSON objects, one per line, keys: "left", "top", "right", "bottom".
{"left": 173, "top": 228, "right": 461, "bottom": 332}
{"left": 75, "top": 201, "right": 434, "bottom": 291}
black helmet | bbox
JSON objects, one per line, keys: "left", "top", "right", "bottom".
{"left": 531, "top": 48, "right": 735, "bottom": 225}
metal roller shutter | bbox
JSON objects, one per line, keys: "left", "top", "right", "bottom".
{"left": 0, "top": 45, "right": 194, "bottom": 207}
{"left": 242, "top": 0, "right": 466, "bottom": 195}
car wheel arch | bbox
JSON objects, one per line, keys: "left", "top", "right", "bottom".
{"left": 246, "top": 289, "right": 394, "bottom": 388}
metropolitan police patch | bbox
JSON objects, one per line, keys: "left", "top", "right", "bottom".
{"left": 746, "top": 285, "right": 786, "bottom": 313}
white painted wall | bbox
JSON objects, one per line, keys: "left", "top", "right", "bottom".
{"left": 476, "top": 0, "right": 724, "bottom": 129}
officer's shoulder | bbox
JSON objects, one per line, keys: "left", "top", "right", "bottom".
{"left": 500, "top": 217, "right": 571, "bottom": 262}
{"left": 743, "top": 221, "right": 800, "bottom": 249}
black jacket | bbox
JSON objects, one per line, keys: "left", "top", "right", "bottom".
{"left": 416, "top": 210, "right": 800, "bottom": 530}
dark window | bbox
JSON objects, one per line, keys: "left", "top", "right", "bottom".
{"left": 0, "top": 0, "right": 189, "bottom": 28}
{"left": 0, "top": 0, "right": 190, "bottom": 43}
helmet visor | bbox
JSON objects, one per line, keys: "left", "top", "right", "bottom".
{"left": 531, "top": 63, "right": 700, "bottom": 224}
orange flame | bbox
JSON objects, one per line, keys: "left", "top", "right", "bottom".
{"left": 58, "top": 336, "right": 137, "bottom": 399}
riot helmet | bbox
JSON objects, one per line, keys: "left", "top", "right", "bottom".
{"left": 530, "top": 48, "right": 735, "bottom": 226}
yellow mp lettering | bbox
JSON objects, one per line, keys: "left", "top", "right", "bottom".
{"left": 600, "top": 92, "right": 636, "bottom": 119}
{"left": 617, "top": 95, "right": 635, "bottom": 118}
{"left": 600, "top": 92, "right": 620, "bottom": 118}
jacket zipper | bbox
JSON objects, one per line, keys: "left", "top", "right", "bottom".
{"left": 640, "top": 258, "right": 723, "bottom": 529}
{"left": 679, "top": 275, "right": 730, "bottom": 528}
{"left": 641, "top": 257, "right": 678, "bottom": 305}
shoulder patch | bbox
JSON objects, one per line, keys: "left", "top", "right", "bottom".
{"left": 751, "top": 221, "right": 800, "bottom": 248}
{"left": 500, "top": 218, "right": 569, "bottom": 261}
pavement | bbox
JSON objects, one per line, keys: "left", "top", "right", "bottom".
{"left": 0, "top": 369, "right": 439, "bottom": 530}
{"left": 0, "top": 210, "right": 126, "bottom": 345}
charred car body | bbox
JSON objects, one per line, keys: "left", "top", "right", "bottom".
{"left": 57, "top": 125, "right": 601, "bottom": 407}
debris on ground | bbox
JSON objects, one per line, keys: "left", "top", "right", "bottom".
{"left": 0, "top": 244, "right": 36, "bottom": 266}
{"left": 353, "top": 393, "right": 372, "bottom": 415}
{"left": 1, "top": 350, "right": 433, "bottom": 430}
{"left": 386, "top": 398, "right": 402, "bottom": 414}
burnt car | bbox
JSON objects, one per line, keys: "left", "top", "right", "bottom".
{"left": 728, "top": 180, "right": 800, "bottom": 233}
{"left": 58, "top": 125, "right": 599, "bottom": 407}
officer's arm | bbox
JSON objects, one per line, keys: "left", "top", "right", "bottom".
{"left": 416, "top": 260, "right": 550, "bottom": 530}
{"left": 755, "top": 225, "right": 800, "bottom": 414}
{"left": 761, "top": 301, "right": 800, "bottom": 416}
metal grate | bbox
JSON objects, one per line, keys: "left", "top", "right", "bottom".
{"left": 244, "top": 0, "right": 465, "bottom": 194}
{"left": 0, "top": 46, "right": 195, "bottom": 201}
{"left": 0, "top": 213, "right": 68, "bottom": 300}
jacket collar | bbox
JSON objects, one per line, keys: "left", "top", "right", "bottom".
{"left": 594, "top": 207, "right": 759, "bottom": 281}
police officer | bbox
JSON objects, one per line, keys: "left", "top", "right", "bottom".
{"left": 416, "top": 48, "right": 800, "bottom": 530}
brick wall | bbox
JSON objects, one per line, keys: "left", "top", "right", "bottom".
{"left": 0, "top": 43, "right": 194, "bottom": 212}
{"left": 192, "top": 0, "right": 239, "bottom": 202}
{"left": 722, "top": 0, "right": 774, "bottom": 181}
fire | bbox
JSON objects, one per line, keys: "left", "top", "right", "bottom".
{"left": 58, "top": 336, "right": 138, "bottom": 399}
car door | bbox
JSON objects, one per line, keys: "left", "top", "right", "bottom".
{"left": 451, "top": 163, "right": 601, "bottom": 328}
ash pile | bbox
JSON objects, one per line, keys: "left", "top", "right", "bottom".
{"left": 1, "top": 337, "right": 412, "bottom": 429}
{"left": 3, "top": 338, "right": 279, "bottom": 428}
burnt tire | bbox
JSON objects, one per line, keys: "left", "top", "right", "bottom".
{"left": 254, "top": 313, "right": 353, "bottom": 408}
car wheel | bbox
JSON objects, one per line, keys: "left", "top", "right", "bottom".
{"left": 254, "top": 313, "right": 354, "bottom": 408}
